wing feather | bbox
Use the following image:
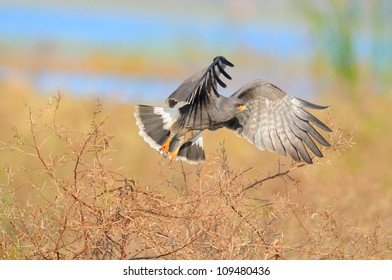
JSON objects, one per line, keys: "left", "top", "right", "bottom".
{"left": 225, "top": 79, "right": 331, "bottom": 163}
{"left": 166, "top": 56, "right": 234, "bottom": 108}
{"left": 271, "top": 106, "right": 287, "bottom": 156}
{"left": 261, "top": 104, "right": 274, "bottom": 151}
{"left": 287, "top": 114, "right": 323, "bottom": 158}
{"left": 292, "top": 106, "right": 332, "bottom": 132}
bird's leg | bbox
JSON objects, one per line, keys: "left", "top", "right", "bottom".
{"left": 159, "top": 137, "right": 172, "bottom": 155}
{"left": 161, "top": 130, "right": 194, "bottom": 162}
{"left": 166, "top": 134, "right": 188, "bottom": 162}
{"left": 167, "top": 147, "right": 180, "bottom": 162}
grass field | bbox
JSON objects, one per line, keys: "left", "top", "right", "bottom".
{"left": 0, "top": 75, "right": 391, "bottom": 259}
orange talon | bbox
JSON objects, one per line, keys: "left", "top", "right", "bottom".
{"left": 168, "top": 148, "right": 179, "bottom": 162}
{"left": 159, "top": 137, "right": 172, "bottom": 155}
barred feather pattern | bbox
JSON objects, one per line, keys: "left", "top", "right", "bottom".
{"left": 226, "top": 80, "right": 331, "bottom": 164}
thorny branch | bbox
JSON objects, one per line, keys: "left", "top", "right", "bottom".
{"left": 2, "top": 95, "right": 381, "bottom": 260}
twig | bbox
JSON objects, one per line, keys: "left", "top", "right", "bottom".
{"left": 238, "top": 163, "right": 306, "bottom": 196}
{"left": 128, "top": 228, "right": 206, "bottom": 260}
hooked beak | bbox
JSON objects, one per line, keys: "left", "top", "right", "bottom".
{"left": 237, "top": 104, "right": 248, "bottom": 111}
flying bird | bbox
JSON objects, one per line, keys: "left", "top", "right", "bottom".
{"left": 134, "top": 56, "right": 331, "bottom": 164}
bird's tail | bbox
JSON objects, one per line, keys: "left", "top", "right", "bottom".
{"left": 134, "top": 105, "right": 205, "bottom": 164}
{"left": 134, "top": 105, "right": 173, "bottom": 150}
{"left": 175, "top": 132, "right": 205, "bottom": 164}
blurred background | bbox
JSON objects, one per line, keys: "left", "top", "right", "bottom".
{"left": 2, "top": 0, "right": 392, "bottom": 173}
{"left": 2, "top": 0, "right": 392, "bottom": 180}
{"left": 1, "top": 0, "right": 390, "bottom": 102}
{"left": 1, "top": 0, "right": 392, "bottom": 259}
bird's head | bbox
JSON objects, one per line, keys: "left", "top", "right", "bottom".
{"left": 216, "top": 97, "right": 248, "bottom": 123}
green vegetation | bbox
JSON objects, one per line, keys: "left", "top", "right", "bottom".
{"left": 299, "top": 0, "right": 392, "bottom": 97}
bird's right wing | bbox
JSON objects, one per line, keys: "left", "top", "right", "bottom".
{"left": 225, "top": 80, "right": 332, "bottom": 164}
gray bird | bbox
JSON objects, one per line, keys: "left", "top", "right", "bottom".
{"left": 134, "top": 56, "right": 331, "bottom": 164}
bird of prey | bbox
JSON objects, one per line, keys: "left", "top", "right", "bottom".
{"left": 134, "top": 56, "right": 331, "bottom": 164}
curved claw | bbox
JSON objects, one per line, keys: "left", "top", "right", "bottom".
{"left": 159, "top": 137, "right": 172, "bottom": 155}
{"left": 168, "top": 148, "right": 179, "bottom": 162}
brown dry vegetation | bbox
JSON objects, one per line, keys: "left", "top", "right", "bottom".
{"left": 0, "top": 78, "right": 391, "bottom": 259}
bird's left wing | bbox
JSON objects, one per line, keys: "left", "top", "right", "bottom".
{"left": 225, "top": 80, "right": 332, "bottom": 164}
{"left": 165, "top": 56, "right": 234, "bottom": 108}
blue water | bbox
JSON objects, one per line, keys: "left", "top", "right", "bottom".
{"left": 0, "top": 4, "right": 317, "bottom": 101}
{"left": 0, "top": 65, "right": 178, "bottom": 102}
{"left": 0, "top": 4, "right": 311, "bottom": 56}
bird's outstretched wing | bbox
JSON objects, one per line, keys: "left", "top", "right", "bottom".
{"left": 165, "top": 56, "right": 234, "bottom": 108}
{"left": 225, "top": 80, "right": 332, "bottom": 164}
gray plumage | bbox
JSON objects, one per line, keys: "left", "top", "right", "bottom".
{"left": 225, "top": 80, "right": 331, "bottom": 164}
{"left": 134, "top": 56, "right": 331, "bottom": 164}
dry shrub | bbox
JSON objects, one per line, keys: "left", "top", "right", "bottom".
{"left": 0, "top": 95, "right": 390, "bottom": 260}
